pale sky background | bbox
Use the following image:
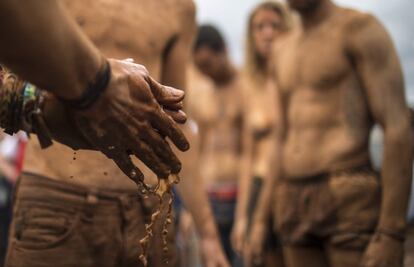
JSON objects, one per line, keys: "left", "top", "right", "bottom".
{"left": 193, "top": 0, "right": 414, "bottom": 103}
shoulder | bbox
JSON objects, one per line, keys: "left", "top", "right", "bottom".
{"left": 186, "top": 66, "right": 216, "bottom": 121}
{"left": 339, "top": 8, "right": 390, "bottom": 49}
{"left": 174, "top": 0, "right": 196, "bottom": 21}
{"left": 338, "top": 7, "right": 389, "bottom": 45}
{"left": 339, "top": 7, "right": 382, "bottom": 34}
{"left": 339, "top": 7, "right": 396, "bottom": 65}
{"left": 171, "top": 0, "right": 196, "bottom": 35}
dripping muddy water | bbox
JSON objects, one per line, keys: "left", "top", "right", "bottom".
{"left": 138, "top": 174, "right": 179, "bottom": 267}
{"left": 68, "top": 151, "right": 177, "bottom": 265}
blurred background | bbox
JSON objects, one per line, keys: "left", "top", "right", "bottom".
{"left": 194, "top": 0, "right": 414, "bottom": 102}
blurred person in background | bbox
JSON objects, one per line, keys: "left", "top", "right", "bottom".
{"left": 0, "top": 132, "right": 26, "bottom": 267}
{"left": 247, "top": 0, "right": 413, "bottom": 266}
{"left": 175, "top": 65, "right": 229, "bottom": 267}
{"left": 232, "top": 2, "right": 293, "bottom": 267}
{"left": 193, "top": 24, "right": 244, "bottom": 266}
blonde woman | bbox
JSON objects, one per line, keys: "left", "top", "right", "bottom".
{"left": 231, "top": 1, "right": 293, "bottom": 266}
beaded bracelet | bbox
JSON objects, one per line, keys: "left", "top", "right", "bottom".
{"left": 0, "top": 68, "right": 22, "bottom": 134}
{"left": 0, "top": 66, "right": 53, "bottom": 148}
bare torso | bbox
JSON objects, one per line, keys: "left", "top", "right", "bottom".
{"left": 243, "top": 78, "right": 277, "bottom": 178}
{"left": 197, "top": 76, "right": 243, "bottom": 187}
{"left": 275, "top": 7, "right": 373, "bottom": 179}
{"left": 24, "top": 0, "right": 193, "bottom": 190}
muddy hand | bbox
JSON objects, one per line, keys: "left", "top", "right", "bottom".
{"left": 70, "top": 58, "right": 189, "bottom": 184}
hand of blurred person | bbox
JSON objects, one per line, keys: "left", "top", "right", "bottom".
{"left": 67, "top": 59, "right": 189, "bottom": 183}
{"left": 361, "top": 233, "right": 404, "bottom": 267}
{"left": 243, "top": 220, "right": 266, "bottom": 267}
{"left": 231, "top": 218, "right": 247, "bottom": 254}
{"left": 200, "top": 236, "right": 231, "bottom": 267}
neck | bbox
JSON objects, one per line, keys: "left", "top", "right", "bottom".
{"left": 299, "top": 0, "right": 334, "bottom": 29}
{"left": 259, "top": 56, "right": 270, "bottom": 76}
{"left": 251, "top": 57, "right": 270, "bottom": 84}
{"left": 215, "top": 63, "right": 236, "bottom": 86}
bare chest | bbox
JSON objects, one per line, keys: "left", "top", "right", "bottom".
{"left": 210, "top": 86, "right": 242, "bottom": 129}
{"left": 65, "top": 0, "right": 179, "bottom": 62}
{"left": 276, "top": 26, "right": 350, "bottom": 98}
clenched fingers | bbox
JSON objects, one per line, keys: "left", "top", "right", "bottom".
{"left": 165, "top": 109, "right": 187, "bottom": 124}
{"left": 124, "top": 113, "right": 182, "bottom": 175}
{"left": 151, "top": 109, "right": 189, "bottom": 152}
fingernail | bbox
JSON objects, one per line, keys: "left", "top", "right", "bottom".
{"left": 170, "top": 88, "right": 184, "bottom": 97}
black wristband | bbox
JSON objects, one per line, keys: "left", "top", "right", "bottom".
{"left": 59, "top": 60, "right": 111, "bottom": 110}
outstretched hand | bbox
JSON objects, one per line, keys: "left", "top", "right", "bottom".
{"left": 73, "top": 58, "right": 189, "bottom": 184}
{"left": 44, "top": 58, "right": 189, "bottom": 185}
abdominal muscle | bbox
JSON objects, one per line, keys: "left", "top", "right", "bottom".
{"left": 282, "top": 123, "right": 371, "bottom": 179}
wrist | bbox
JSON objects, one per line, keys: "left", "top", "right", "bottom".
{"left": 376, "top": 227, "right": 406, "bottom": 242}
{"left": 198, "top": 221, "right": 220, "bottom": 241}
{"left": 377, "top": 217, "right": 407, "bottom": 237}
{"left": 58, "top": 58, "right": 111, "bottom": 110}
{"left": 56, "top": 51, "right": 103, "bottom": 100}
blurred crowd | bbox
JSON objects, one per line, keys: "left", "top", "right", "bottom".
{"left": 0, "top": 1, "right": 413, "bottom": 267}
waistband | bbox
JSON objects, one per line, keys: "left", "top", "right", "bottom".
{"left": 16, "top": 172, "right": 141, "bottom": 211}
{"left": 283, "top": 163, "right": 377, "bottom": 183}
{"left": 207, "top": 184, "right": 238, "bottom": 200}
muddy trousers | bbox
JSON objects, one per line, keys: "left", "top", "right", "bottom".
{"left": 273, "top": 169, "right": 381, "bottom": 267}
{"left": 5, "top": 172, "right": 178, "bottom": 267}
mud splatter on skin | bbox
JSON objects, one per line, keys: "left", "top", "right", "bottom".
{"left": 69, "top": 152, "right": 77, "bottom": 178}
{"left": 138, "top": 174, "right": 180, "bottom": 267}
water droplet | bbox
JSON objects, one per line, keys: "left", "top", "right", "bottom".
{"left": 130, "top": 170, "right": 137, "bottom": 178}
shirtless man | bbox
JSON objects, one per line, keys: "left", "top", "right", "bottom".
{"left": 247, "top": 0, "right": 413, "bottom": 267}
{"left": 193, "top": 25, "right": 244, "bottom": 264}
{"left": 0, "top": 0, "right": 189, "bottom": 181}
{"left": 4, "top": 1, "right": 228, "bottom": 267}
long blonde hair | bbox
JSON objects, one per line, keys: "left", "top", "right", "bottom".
{"left": 244, "top": 1, "right": 292, "bottom": 86}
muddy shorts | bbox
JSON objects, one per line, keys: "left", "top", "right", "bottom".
{"left": 273, "top": 167, "right": 380, "bottom": 250}
{"left": 5, "top": 172, "right": 178, "bottom": 267}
